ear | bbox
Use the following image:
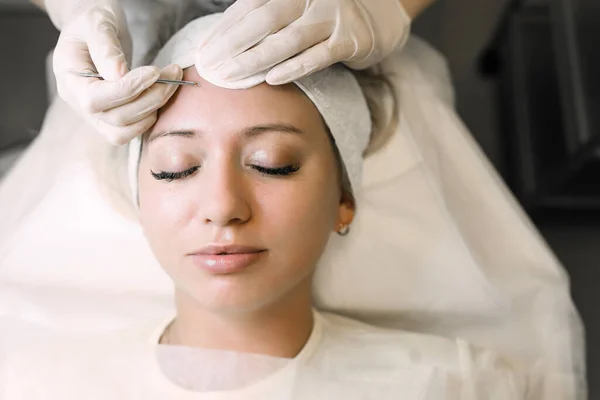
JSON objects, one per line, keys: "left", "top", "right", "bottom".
{"left": 334, "top": 192, "right": 355, "bottom": 232}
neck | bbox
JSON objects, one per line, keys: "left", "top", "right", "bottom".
{"left": 166, "top": 282, "right": 314, "bottom": 358}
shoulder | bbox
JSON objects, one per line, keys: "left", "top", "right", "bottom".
{"left": 311, "top": 312, "right": 530, "bottom": 397}
{"left": 316, "top": 311, "right": 516, "bottom": 372}
{"left": 2, "top": 318, "right": 169, "bottom": 398}
{"left": 11, "top": 316, "right": 167, "bottom": 362}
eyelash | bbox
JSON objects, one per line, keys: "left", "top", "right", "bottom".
{"left": 252, "top": 165, "right": 300, "bottom": 176}
{"left": 150, "top": 164, "right": 300, "bottom": 182}
{"left": 151, "top": 166, "right": 199, "bottom": 182}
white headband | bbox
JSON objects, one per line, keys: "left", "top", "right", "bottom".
{"left": 128, "top": 14, "right": 371, "bottom": 204}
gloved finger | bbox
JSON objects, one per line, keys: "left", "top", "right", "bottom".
{"left": 95, "top": 64, "right": 182, "bottom": 127}
{"left": 196, "top": 0, "right": 299, "bottom": 69}
{"left": 216, "top": 21, "right": 332, "bottom": 81}
{"left": 92, "top": 112, "right": 159, "bottom": 146}
{"left": 62, "top": 66, "right": 161, "bottom": 115}
{"left": 266, "top": 41, "right": 346, "bottom": 85}
{"left": 195, "top": 0, "right": 270, "bottom": 50}
{"left": 53, "top": 30, "right": 93, "bottom": 69}
{"left": 53, "top": 29, "right": 96, "bottom": 75}
{"left": 86, "top": 16, "right": 130, "bottom": 81}
{"left": 53, "top": 37, "right": 97, "bottom": 101}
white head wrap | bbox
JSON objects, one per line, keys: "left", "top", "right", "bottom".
{"left": 128, "top": 13, "right": 371, "bottom": 204}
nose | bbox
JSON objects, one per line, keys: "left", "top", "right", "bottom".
{"left": 200, "top": 161, "right": 252, "bottom": 227}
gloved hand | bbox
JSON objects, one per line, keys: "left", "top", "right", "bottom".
{"left": 47, "top": 0, "right": 182, "bottom": 145}
{"left": 194, "top": 0, "right": 412, "bottom": 86}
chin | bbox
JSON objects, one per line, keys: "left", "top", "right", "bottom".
{"left": 182, "top": 273, "right": 313, "bottom": 316}
{"left": 180, "top": 278, "right": 281, "bottom": 314}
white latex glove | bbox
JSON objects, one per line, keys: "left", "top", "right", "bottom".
{"left": 48, "top": 0, "right": 182, "bottom": 145}
{"left": 194, "top": 0, "right": 412, "bottom": 86}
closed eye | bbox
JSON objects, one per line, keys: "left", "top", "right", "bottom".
{"left": 150, "top": 164, "right": 300, "bottom": 181}
{"left": 251, "top": 165, "right": 300, "bottom": 176}
{"left": 151, "top": 166, "right": 200, "bottom": 182}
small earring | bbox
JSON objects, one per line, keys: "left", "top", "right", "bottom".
{"left": 337, "top": 224, "right": 350, "bottom": 236}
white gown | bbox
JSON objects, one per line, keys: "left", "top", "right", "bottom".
{"left": 0, "top": 311, "right": 571, "bottom": 399}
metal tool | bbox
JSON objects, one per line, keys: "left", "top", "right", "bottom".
{"left": 75, "top": 71, "right": 200, "bottom": 87}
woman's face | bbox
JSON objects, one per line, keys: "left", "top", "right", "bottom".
{"left": 138, "top": 68, "right": 354, "bottom": 313}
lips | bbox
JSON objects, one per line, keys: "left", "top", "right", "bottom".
{"left": 189, "top": 244, "right": 267, "bottom": 274}
{"left": 193, "top": 245, "right": 265, "bottom": 256}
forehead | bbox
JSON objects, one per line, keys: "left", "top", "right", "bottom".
{"left": 150, "top": 68, "right": 324, "bottom": 136}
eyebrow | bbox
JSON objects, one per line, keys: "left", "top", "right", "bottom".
{"left": 147, "top": 123, "right": 305, "bottom": 145}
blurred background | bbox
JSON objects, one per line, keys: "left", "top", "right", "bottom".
{"left": 0, "top": 0, "right": 598, "bottom": 395}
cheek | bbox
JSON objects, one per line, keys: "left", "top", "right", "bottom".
{"left": 138, "top": 175, "right": 197, "bottom": 254}
{"left": 255, "top": 171, "right": 340, "bottom": 252}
